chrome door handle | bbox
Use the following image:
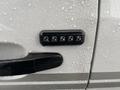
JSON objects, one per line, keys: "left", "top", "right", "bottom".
{"left": 0, "top": 53, "right": 63, "bottom": 76}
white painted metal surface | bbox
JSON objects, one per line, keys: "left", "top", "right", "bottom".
{"left": 0, "top": 0, "right": 98, "bottom": 74}
{"left": 0, "top": 0, "right": 98, "bottom": 90}
{"left": 91, "top": 0, "right": 120, "bottom": 78}
{"left": 2, "top": 0, "right": 120, "bottom": 89}
{"left": 88, "top": 0, "right": 120, "bottom": 89}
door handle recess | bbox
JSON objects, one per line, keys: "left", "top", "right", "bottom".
{"left": 0, "top": 53, "right": 63, "bottom": 76}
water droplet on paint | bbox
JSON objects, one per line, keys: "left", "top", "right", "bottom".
{"left": 106, "top": 10, "right": 110, "bottom": 15}
{"left": 73, "top": 24, "right": 77, "bottom": 28}
{"left": 9, "top": 17, "right": 13, "bottom": 21}
{"left": 61, "top": 6, "right": 65, "bottom": 10}
{"left": 28, "top": 3, "right": 32, "bottom": 7}
{"left": 71, "top": 17, "right": 74, "bottom": 21}
{"left": 81, "top": 1, "right": 85, "bottom": 5}
{"left": 3, "top": 12, "right": 7, "bottom": 16}
{"left": 12, "top": 7, "right": 17, "bottom": 10}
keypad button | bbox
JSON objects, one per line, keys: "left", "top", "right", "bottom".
{"left": 60, "top": 36, "right": 66, "bottom": 42}
{"left": 76, "top": 36, "right": 82, "bottom": 41}
{"left": 43, "top": 36, "right": 49, "bottom": 42}
{"left": 68, "top": 36, "right": 74, "bottom": 42}
{"left": 51, "top": 36, "right": 58, "bottom": 42}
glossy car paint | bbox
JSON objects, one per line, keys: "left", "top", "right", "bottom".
{"left": 88, "top": 0, "right": 120, "bottom": 89}
{"left": 0, "top": 0, "right": 98, "bottom": 89}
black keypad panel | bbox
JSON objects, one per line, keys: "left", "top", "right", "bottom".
{"left": 40, "top": 30, "right": 85, "bottom": 46}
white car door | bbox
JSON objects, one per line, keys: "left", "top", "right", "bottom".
{"left": 0, "top": 0, "right": 99, "bottom": 90}
{"left": 88, "top": 0, "right": 120, "bottom": 89}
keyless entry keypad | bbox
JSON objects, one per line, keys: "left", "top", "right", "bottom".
{"left": 40, "top": 30, "right": 85, "bottom": 46}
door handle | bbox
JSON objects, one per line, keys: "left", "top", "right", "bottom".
{"left": 0, "top": 53, "right": 63, "bottom": 76}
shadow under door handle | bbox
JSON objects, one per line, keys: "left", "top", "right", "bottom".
{"left": 0, "top": 53, "right": 63, "bottom": 76}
